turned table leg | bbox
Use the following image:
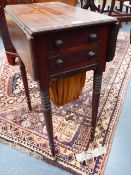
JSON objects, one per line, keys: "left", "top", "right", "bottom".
{"left": 100, "top": 0, "right": 107, "bottom": 13}
{"left": 39, "top": 87, "right": 55, "bottom": 157}
{"left": 90, "top": 69, "right": 103, "bottom": 141}
{"left": 19, "top": 58, "right": 32, "bottom": 111}
{"left": 108, "top": 0, "right": 116, "bottom": 15}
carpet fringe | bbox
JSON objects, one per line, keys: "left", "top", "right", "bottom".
{"left": 0, "top": 137, "right": 81, "bottom": 175}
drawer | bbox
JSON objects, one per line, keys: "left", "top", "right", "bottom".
{"left": 48, "top": 47, "right": 99, "bottom": 74}
{"left": 46, "top": 28, "right": 100, "bottom": 51}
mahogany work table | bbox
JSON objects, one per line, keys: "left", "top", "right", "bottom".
{"left": 5, "top": 2, "right": 118, "bottom": 158}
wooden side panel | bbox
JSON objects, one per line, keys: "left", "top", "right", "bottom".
{"left": 5, "top": 12, "right": 36, "bottom": 80}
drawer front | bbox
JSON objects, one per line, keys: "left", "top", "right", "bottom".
{"left": 46, "top": 28, "right": 100, "bottom": 51}
{"left": 48, "top": 47, "right": 99, "bottom": 74}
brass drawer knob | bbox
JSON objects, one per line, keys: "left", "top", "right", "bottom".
{"left": 88, "top": 34, "right": 97, "bottom": 42}
{"left": 88, "top": 51, "right": 96, "bottom": 58}
{"left": 55, "top": 40, "right": 63, "bottom": 48}
{"left": 56, "top": 58, "right": 64, "bottom": 67}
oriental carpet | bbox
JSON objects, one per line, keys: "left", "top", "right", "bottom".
{"left": 0, "top": 32, "right": 131, "bottom": 175}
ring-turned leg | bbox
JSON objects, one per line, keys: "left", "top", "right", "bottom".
{"left": 90, "top": 69, "right": 103, "bottom": 142}
{"left": 19, "top": 58, "right": 32, "bottom": 111}
{"left": 39, "top": 87, "right": 55, "bottom": 158}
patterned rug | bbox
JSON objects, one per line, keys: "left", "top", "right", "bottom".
{"left": 0, "top": 32, "right": 131, "bottom": 175}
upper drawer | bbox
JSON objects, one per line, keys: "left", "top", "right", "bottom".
{"left": 46, "top": 27, "right": 100, "bottom": 51}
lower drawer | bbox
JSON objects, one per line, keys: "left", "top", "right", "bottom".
{"left": 48, "top": 47, "right": 99, "bottom": 74}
